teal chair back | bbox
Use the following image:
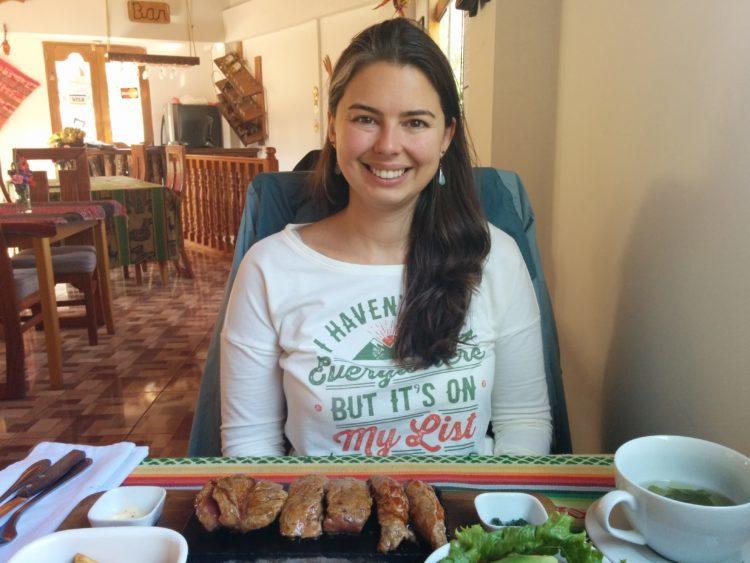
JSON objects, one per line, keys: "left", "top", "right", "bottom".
{"left": 188, "top": 168, "right": 571, "bottom": 455}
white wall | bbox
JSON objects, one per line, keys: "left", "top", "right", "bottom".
{"left": 462, "top": 1, "right": 496, "bottom": 166}
{"left": 0, "top": 0, "right": 227, "bottom": 42}
{"left": 236, "top": 3, "right": 397, "bottom": 169}
{"left": 242, "top": 21, "right": 321, "bottom": 171}
{"left": 490, "top": 0, "right": 561, "bottom": 278}
{"left": 223, "top": 0, "right": 377, "bottom": 42}
{"left": 0, "top": 32, "right": 218, "bottom": 175}
{"left": 552, "top": 0, "right": 750, "bottom": 454}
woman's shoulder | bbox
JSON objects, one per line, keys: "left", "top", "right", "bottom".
{"left": 249, "top": 224, "right": 302, "bottom": 253}
{"left": 486, "top": 223, "right": 524, "bottom": 264}
{"left": 240, "top": 225, "right": 300, "bottom": 270}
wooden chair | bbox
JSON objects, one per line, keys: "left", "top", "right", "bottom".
{"left": 10, "top": 148, "right": 105, "bottom": 345}
{"left": 130, "top": 144, "right": 148, "bottom": 181}
{"left": 58, "top": 168, "right": 92, "bottom": 201}
{"left": 0, "top": 158, "right": 11, "bottom": 203}
{"left": 30, "top": 171, "right": 50, "bottom": 203}
{"left": 0, "top": 223, "right": 48, "bottom": 400}
{"left": 124, "top": 144, "right": 148, "bottom": 284}
{"left": 164, "top": 144, "right": 194, "bottom": 279}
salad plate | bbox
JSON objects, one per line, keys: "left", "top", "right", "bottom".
{"left": 425, "top": 544, "right": 612, "bottom": 563}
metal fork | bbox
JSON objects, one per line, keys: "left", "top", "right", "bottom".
{"left": 0, "top": 457, "right": 92, "bottom": 544}
{"left": 0, "top": 459, "right": 51, "bottom": 503}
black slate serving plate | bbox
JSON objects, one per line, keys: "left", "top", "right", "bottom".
{"left": 182, "top": 488, "right": 454, "bottom": 562}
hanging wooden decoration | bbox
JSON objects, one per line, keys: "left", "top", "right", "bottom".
{"left": 214, "top": 53, "right": 267, "bottom": 145}
{"left": 455, "top": 0, "right": 492, "bottom": 17}
{"left": 373, "top": 0, "right": 409, "bottom": 17}
{"left": 0, "top": 58, "right": 40, "bottom": 130}
{"left": 2, "top": 24, "right": 9, "bottom": 55}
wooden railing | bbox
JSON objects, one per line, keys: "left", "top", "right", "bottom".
{"left": 87, "top": 145, "right": 164, "bottom": 183}
{"left": 182, "top": 147, "right": 278, "bottom": 252}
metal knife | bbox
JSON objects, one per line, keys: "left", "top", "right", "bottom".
{"left": 16, "top": 449, "right": 86, "bottom": 498}
{"left": 0, "top": 457, "right": 93, "bottom": 544}
{"left": 0, "top": 450, "right": 86, "bottom": 518}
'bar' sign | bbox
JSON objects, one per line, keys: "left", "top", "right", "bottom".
{"left": 128, "top": 1, "right": 170, "bottom": 24}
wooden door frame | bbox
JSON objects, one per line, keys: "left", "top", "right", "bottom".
{"left": 42, "top": 42, "right": 154, "bottom": 145}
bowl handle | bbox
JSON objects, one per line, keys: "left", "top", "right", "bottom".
{"left": 596, "top": 490, "right": 647, "bottom": 545}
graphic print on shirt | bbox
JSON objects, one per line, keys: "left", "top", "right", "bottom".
{"left": 307, "top": 294, "right": 488, "bottom": 456}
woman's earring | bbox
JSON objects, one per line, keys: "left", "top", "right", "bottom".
{"left": 334, "top": 161, "right": 341, "bottom": 175}
{"left": 438, "top": 162, "right": 446, "bottom": 186}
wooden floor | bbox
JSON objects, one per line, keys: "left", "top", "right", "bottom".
{"left": 0, "top": 247, "right": 231, "bottom": 469}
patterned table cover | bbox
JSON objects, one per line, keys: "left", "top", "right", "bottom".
{"left": 0, "top": 200, "right": 125, "bottom": 226}
{"left": 125, "top": 454, "right": 615, "bottom": 525}
{"left": 50, "top": 176, "right": 180, "bottom": 268}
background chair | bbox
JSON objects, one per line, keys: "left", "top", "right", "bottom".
{"left": 130, "top": 143, "right": 148, "bottom": 181}
{"left": 1, "top": 224, "right": 48, "bottom": 400}
{"left": 0, "top": 158, "right": 11, "bottom": 203}
{"left": 10, "top": 149, "right": 104, "bottom": 345}
{"left": 164, "top": 144, "right": 194, "bottom": 279}
{"left": 187, "top": 168, "right": 572, "bottom": 456}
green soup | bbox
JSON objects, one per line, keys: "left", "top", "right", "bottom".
{"left": 645, "top": 480, "right": 737, "bottom": 506}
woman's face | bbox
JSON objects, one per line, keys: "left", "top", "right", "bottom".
{"left": 329, "top": 61, "right": 455, "bottom": 213}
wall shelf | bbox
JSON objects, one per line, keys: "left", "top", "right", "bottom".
{"left": 214, "top": 53, "right": 267, "bottom": 146}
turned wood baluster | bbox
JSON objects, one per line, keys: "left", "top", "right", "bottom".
{"left": 200, "top": 159, "right": 208, "bottom": 248}
{"left": 264, "top": 147, "right": 279, "bottom": 171}
{"left": 196, "top": 158, "right": 206, "bottom": 247}
{"left": 209, "top": 159, "right": 219, "bottom": 250}
{"left": 203, "top": 158, "right": 211, "bottom": 248}
{"left": 225, "top": 160, "right": 233, "bottom": 251}
{"left": 231, "top": 161, "right": 241, "bottom": 248}
{"left": 216, "top": 160, "right": 227, "bottom": 251}
{"left": 190, "top": 158, "right": 199, "bottom": 245}
{"left": 183, "top": 157, "right": 195, "bottom": 244}
{"left": 216, "top": 160, "right": 225, "bottom": 251}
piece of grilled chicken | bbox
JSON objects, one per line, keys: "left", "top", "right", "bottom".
{"left": 322, "top": 478, "right": 372, "bottom": 534}
{"left": 279, "top": 474, "right": 328, "bottom": 538}
{"left": 195, "top": 479, "right": 221, "bottom": 532}
{"left": 405, "top": 480, "right": 447, "bottom": 550}
{"left": 195, "top": 475, "right": 287, "bottom": 533}
{"left": 369, "top": 475, "right": 416, "bottom": 553}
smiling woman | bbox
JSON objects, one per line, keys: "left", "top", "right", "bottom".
{"left": 220, "top": 18, "right": 552, "bottom": 459}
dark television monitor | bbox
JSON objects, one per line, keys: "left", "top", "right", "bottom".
{"left": 171, "top": 104, "right": 223, "bottom": 148}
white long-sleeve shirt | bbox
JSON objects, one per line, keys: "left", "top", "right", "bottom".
{"left": 221, "top": 223, "right": 551, "bottom": 457}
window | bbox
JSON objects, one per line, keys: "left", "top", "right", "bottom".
{"left": 437, "top": 1, "right": 466, "bottom": 97}
{"left": 43, "top": 42, "right": 153, "bottom": 144}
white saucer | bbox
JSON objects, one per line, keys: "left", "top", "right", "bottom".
{"left": 585, "top": 498, "right": 676, "bottom": 562}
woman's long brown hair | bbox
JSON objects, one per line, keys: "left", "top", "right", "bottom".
{"left": 309, "top": 18, "right": 490, "bottom": 369}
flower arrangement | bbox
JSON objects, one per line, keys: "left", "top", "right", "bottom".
{"left": 49, "top": 127, "right": 86, "bottom": 147}
{"left": 6, "top": 156, "right": 35, "bottom": 210}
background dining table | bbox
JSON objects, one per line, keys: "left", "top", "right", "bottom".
{"left": 0, "top": 200, "right": 125, "bottom": 393}
{"left": 49, "top": 175, "right": 181, "bottom": 271}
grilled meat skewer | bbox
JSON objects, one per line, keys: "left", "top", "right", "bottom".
{"left": 405, "top": 480, "right": 447, "bottom": 550}
{"left": 279, "top": 474, "right": 328, "bottom": 538}
{"left": 323, "top": 478, "right": 372, "bottom": 534}
{"left": 369, "top": 475, "right": 416, "bottom": 552}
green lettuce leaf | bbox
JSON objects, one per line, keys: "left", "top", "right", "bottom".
{"left": 441, "top": 512, "right": 605, "bottom": 563}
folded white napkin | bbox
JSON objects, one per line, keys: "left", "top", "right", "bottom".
{"left": 0, "top": 441, "right": 148, "bottom": 561}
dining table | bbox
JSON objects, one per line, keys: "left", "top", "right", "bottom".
{"left": 56, "top": 453, "right": 616, "bottom": 561}
{"left": 0, "top": 200, "right": 125, "bottom": 391}
{"left": 49, "top": 175, "right": 181, "bottom": 283}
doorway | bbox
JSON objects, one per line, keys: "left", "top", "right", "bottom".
{"left": 43, "top": 42, "right": 154, "bottom": 145}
